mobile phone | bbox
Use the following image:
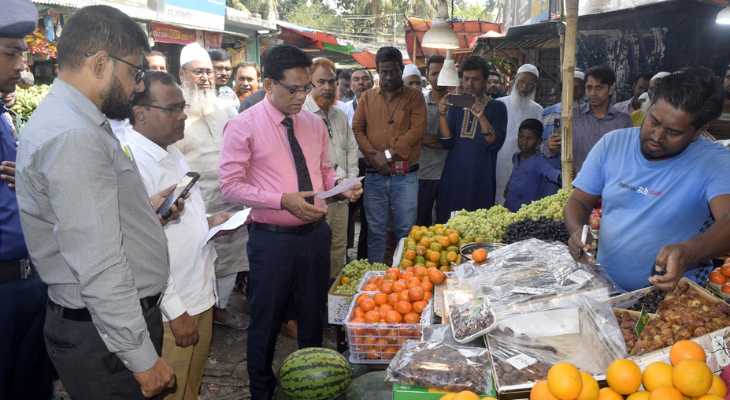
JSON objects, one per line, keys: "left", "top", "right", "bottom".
{"left": 449, "top": 94, "right": 475, "bottom": 109}
{"left": 156, "top": 172, "right": 200, "bottom": 219}
{"left": 553, "top": 118, "right": 561, "bottom": 132}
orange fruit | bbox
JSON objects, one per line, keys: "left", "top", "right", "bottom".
{"left": 439, "top": 394, "right": 455, "bottom": 400}
{"left": 363, "top": 310, "right": 380, "bottom": 323}
{"left": 380, "top": 282, "right": 393, "bottom": 294}
{"left": 401, "top": 259, "right": 414, "bottom": 268}
{"left": 353, "top": 307, "right": 364, "bottom": 318}
{"left": 387, "top": 267, "right": 400, "bottom": 279}
{"left": 471, "top": 248, "right": 487, "bottom": 262}
{"left": 384, "top": 310, "right": 402, "bottom": 324}
{"left": 392, "top": 281, "right": 407, "bottom": 293}
{"left": 597, "top": 387, "right": 623, "bottom": 400}
{"left": 362, "top": 284, "right": 378, "bottom": 291}
{"left": 642, "top": 361, "right": 673, "bottom": 391}
{"left": 438, "top": 236, "right": 451, "bottom": 248}
{"left": 723, "top": 283, "right": 730, "bottom": 295}
{"left": 672, "top": 358, "right": 713, "bottom": 397}
{"left": 406, "top": 277, "right": 421, "bottom": 289}
{"left": 697, "top": 394, "right": 726, "bottom": 400}
{"left": 413, "top": 230, "right": 424, "bottom": 241}
{"left": 404, "top": 249, "right": 416, "bottom": 260}
{"left": 378, "top": 305, "right": 390, "bottom": 319}
{"left": 373, "top": 293, "right": 387, "bottom": 305}
{"left": 413, "top": 266, "right": 427, "bottom": 279}
{"left": 451, "top": 391, "right": 480, "bottom": 400}
{"left": 710, "top": 270, "right": 727, "bottom": 285}
{"left": 341, "top": 276, "right": 351, "bottom": 284}
{"left": 647, "top": 385, "right": 684, "bottom": 400}
{"left": 708, "top": 374, "right": 728, "bottom": 397}
{"left": 355, "top": 293, "right": 369, "bottom": 305}
{"left": 412, "top": 300, "right": 427, "bottom": 314}
{"left": 400, "top": 271, "right": 414, "bottom": 281}
{"left": 576, "top": 371, "right": 600, "bottom": 400}
{"left": 670, "top": 340, "right": 707, "bottom": 365}
{"left": 448, "top": 233, "right": 460, "bottom": 244}
{"left": 430, "top": 242, "right": 443, "bottom": 252}
{"left": 428, "top": 268, "right": 446, "bottom": 285}
{"left": 625, "top": 391, "right": 649, "bottom": 400}
{"left": 387, "top": 293, "right": 398, "bottom": 306}
{"left": 395, "top": 301, "right": 412, "bottom": 315}
{"left": 382, "top": 274, "right": 396, "bottom": 282}
{"left": 403, "top": 311, "right": 420, "bottom": 324}
{"left": 360, "top": 298, "right": 375, "bottom": 312}
{"left": 446, "top": 251, "right": 458, "bottom": 263}
{"left": 530, "top": 380, "right": 558, "bottom": 400}
{"left": 397, "top": 290, "right": 410, "bottom": 302}
{"left": 547, "top": 362, "right": 583, "bottom": 400}
{"left": 722, "top": 264, "right": 730, "bottom": 277}
{"left": 424, "top": 291, "right": 433, "bottom": 301}
{"left": 429, "top": 251, "right": 441, "bottom": 262}
{"left": 409, "top": 286, "right": 425, "bottom": 301}
{"left": 425, "top": 261, "right": 439, "bottom": 269}
{"left": 419, "top": 238, "right": 431, "bottom": 247}
{"left": 420, "top": 280, "right": 434, "bottom": 292}
{"left": 606, "top": 358, "right": 642, "bottom": 395}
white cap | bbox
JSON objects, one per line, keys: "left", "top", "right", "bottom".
{"left": 517, "top": 64, "right": 539, "bottom": 79}
{"left": 651, "top": 72, "right": 670, "bottom": 82}
{"left": 574, "top": 70, "right": 585, "bottom": 80}
{"left": 638, "top": 92, "right": 650, "bottom": 102}
{"left": 373, "top": 74, "right": 379, "bottom": 81}
{"left": 180, "top": 43, "right": 211, "bottom": 66}
{"left": 403, "top": 64, "right": 420, "bottom": 78}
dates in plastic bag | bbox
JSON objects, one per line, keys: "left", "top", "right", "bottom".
{"left": 450, "top": 297, "right": 496, "bottom": 342}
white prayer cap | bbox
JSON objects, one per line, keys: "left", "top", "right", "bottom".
{"left": 403, "top": 64, "right": 420, "bottom": 78}
{"left": 638, "top": 92, "right": 649, "bottom": 102}
{"left": 574, "top": 70, "right": 585, "bottom": 80}
{"left": 517, "top": 64, "right": 539, "bottom": 79}
{"left": 651, "top": 72, "right": 670, "bottom": 82}
{"left": 373, "top": 74, "right": 379, "bottom": 80}
{"left": 180, "top": 43, "right": 211, "bottom": 66}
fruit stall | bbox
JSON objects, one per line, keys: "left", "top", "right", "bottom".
{"left": 283, "top": 188, "right": 730, "bottom": 400}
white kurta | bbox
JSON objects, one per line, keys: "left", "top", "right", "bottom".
{"left": 495, "top": 96, "right": 543, "bottom": 205}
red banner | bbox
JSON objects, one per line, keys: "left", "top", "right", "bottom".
{"left": 150, "top": 22, "right": 197, "bottom": 45}
{"left": 203, "top": 31, "right": 222, "bottom": 47}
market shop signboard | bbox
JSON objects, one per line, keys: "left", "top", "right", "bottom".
{"left": 150, "top": 22, "right": 196, "bottom": 45}
{"left": 163, "top": 0, "right": 225, "bottom": 32}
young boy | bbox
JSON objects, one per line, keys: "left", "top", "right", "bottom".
{"left": 504, "top": 118, "right": 561, "bottom": 212}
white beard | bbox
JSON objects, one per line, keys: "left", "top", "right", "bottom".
{"left": 182, "top": 85, "right": 217, "bottom": 116}
{"left": 509, "top": 86, "right": 536, "bottom": 111}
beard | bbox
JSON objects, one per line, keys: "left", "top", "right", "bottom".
{"left": 509, "top": 86, "right": 535, "bottom": 111}
{"left": 314, "top": 94, "right": 336, "bottom": 111}
{"left": 182, "top": 84, "right": 217, "bottom": 116}
{"left": 101, "top": 75, "right": 133, "bottom": 120}
{"left": 488, "top": 87, "right": 501, "bottom": 98}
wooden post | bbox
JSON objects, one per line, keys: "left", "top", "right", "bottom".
{"left": 412, "top": 31, "right": 418, "bottom": 66}
{"left": 560, "top": 0, "right": 579, "bottom": 190}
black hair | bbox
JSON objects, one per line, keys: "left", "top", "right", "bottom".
{"left": 130, "top": 71, "right": 179, "bottom": 125}
{"left": 375, "top": 46, "right": 403, "bottom": 68}
{"left": 263, "top": 45, "right": 312, "bottom": 81}
{"left": 634, "top": 73, "right": 653, "bottom": 85}
{"left": 352, "top": 67, "right": 372, "bottom": 80}
{"left": 554, "top": 80, "right": 563, "bottom": 89}
{"left": 234, "top": 61, "right": 260, "bottom": 79}
{"left": 207, "top": 47, "right": 232, "bottom": 62}
{"left": 653, "top": 67, "right": 725, "bottom": 130}
{"left": 339, "top": 69, "right": 353, "bottom": 81}
{"left": 426, "top": 55, "right": 445, "bottom": 73}
{"left": 488, "top": 71, "right": 501, "bottom": 81}
{"left": 459, "top": 55, "right": 490, "bottom": 80}
{"left": 58, "top": 5, "right": 150, "bottom": 71}
{"left": 143, "top": 51, "right": 167, "bottom": 70}
{"left": 519, "top": 118, "right": 544, "bottom": 137}
{"left": 584, "top": 65, "right": 616, "bottom": 86}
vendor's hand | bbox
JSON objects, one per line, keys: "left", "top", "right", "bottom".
{"left": 368, "top": 150, "right": 389, "bottom": 170}
{"left": 0, "top": 161, "right": 16, "bottom": 190}
{"left": 547, "top": 133, "right": 562, "bottom": 150}
{"left": 568, "top": 228, "right": 594, "bottom": 263}
{"left": 438, "top": 93, "right": 451, "bottom": 116}
{"left": 133, "top": 357, "right": 175, "bottom": 398}
{"left": 150, "top": 184, "right": 188, "bottom": 226}
{"left": 334, "top": 182, "right": 363, "bottom": 202}
{"left": 169, "top": 312, "right": 199, "bottom": 348}
{"left": 208, "top": 211, "right": 233, "bottom": 229}
{"left": 281, "top": 191, "right": 326, "bottom": 222}
{"left": 649, "top": 243, "right": 695, "bottom": 291}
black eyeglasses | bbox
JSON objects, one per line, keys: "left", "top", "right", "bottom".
{"left": 274, "top": 79, "right": 314, "bottom": 96}
{"left": 138, "top": 103, "right": 190, "bottom": 116}
{"left": 85, "top": 52, "right": 145, "bottom": 84}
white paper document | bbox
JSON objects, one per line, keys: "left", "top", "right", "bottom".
{"left": 315, "top": 177, "right": 364, "bottom": 199}
{"left": 204, "top": 208, "right": 251, "bottom": 244}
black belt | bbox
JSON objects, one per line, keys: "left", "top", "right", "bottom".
{"left": 365, "top": 162, "right": 419, "bottom": 174}
{"left": 48, "top": 293, "right": 162, "bottom": 322}
{"left": 0, "top": 258, "right": 35, "bottom": 283}
{"left": 252, "top": 217, "right": 325, "bottom": 236}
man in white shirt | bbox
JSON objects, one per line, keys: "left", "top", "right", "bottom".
{"left": 128, "top": 71, "right": 232, "bottom": 400}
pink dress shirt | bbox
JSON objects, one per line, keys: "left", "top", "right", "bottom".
{"left": 220, "top": 94, "right": 340, "bottom": 226}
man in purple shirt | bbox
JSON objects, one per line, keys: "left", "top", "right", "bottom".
{"left": 614, "top": 73, "right": 652, "bottom": 115}
{"left": 544, "top": 65, "right": 633, "bottom": 171}
{"left": 219, "top": 45, "right": 362, "bottom": 400}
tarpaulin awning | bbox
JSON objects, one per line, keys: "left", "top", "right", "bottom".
{"left": 404, "top": 18, "right": 502, "bottom": 65}
{"left": 277, "top": 20, "right": 340, "bottom": 50}
{"left": 349, "top": 50, "right": 412, "bottom": 69}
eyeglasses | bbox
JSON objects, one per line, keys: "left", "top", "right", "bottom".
{"left": 274, "top": 79, "right": 314, "bottom": 96}
{"left": 85, "top": 52, "right": 145, "bottom": 84}
{"left": 516, "top": 78, "right": 537, "bottom": 88}
{"left": 184, "top": 68, "right": 215, "bottom": 78}
{"left": 213, "top": 66, "right": 232, "bottom": 73}
{"left": 139, "top": 103, "right": 190, "bottom": 116}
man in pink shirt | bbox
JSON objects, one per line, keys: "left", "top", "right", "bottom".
{"left": 219, "top": 44, "right": 362, "bottom": 400}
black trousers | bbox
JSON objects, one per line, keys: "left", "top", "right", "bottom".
{"left": 348, "top": 158, "right": 368, "bottom": 259}
{"left": 43, "top": 298, "right": 163, "bottom": 400}
{"left": 246, "top": 222, "right": 331, "bottom": 400}
{"left": 416, "top": 179, "right": 440, "bottom": 227}
{"left": 0, "top": 275, "right": 53, "bottom": 400}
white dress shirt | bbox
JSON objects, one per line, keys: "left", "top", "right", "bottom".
{"left": 126, "top": 129, "right": 217, "bottom": 321}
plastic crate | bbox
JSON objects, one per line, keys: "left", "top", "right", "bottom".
{"left": 356, "top": 270, "right": 386, "bottom": 292}
{"left": 343, "top": 292, "right": 433, "bottom": 364}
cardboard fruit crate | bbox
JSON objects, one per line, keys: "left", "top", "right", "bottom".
{"left": 327, "top": 271, "right": 350, "bottom": 325}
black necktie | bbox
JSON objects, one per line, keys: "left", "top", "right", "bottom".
{"left": 281, "top": 117, "right": 314, "bottom": 205}
{"left": 352, "top": 99, "right": 357, "bottom": 111}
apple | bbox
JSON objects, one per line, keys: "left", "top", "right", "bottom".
{"left": 589, "top": 217, "right": 601, "bottom": 230}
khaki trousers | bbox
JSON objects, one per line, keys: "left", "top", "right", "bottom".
{"left": 160, "top": 308, "right": 213, "bottom": 400}
{"left": 325, "top": 202, "right": 348, "bottom": 279}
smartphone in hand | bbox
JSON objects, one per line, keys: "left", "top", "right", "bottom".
{"left": 157, "top": 172, "right": 200, "bottom": 219}
{"left": 449, "top": 94, "right": 476, "bottom": 109}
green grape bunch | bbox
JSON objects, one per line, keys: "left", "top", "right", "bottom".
{"left": 333, "top": 259, "right": 389, "bottom": 296}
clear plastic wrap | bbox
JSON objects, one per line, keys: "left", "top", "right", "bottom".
{"left": 454, "top": 238, "right": 622, "bottom": 311}
{"left": 488, "top": 295, "right": 628, "bottom": 390}
{"left": 450, "top": 297, "right": 497, "bottom": 343}
{"left": 385, "top": 340, "right": 494, "bottom": 394}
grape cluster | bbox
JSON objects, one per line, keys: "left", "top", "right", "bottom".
{"left": 333, "top": 259, "right": 389, "bottom": 296}
{"left": 501, "top": 217, "right": 570, "bottom": 244}
{"left": 627, "top": 291, "right": 666, "bottom": 314}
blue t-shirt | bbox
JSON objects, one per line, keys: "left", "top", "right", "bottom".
{"left": 504, "top": 151, "right": 561, "bottom": 212}
{"left": 573, "top": 127, "right": 730, "bottom": 291}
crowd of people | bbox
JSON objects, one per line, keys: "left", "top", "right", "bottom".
{"left": 2, "top": 1, "right": 730, "bottom": 400}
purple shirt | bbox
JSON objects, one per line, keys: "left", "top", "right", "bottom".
{"left": 613, "top": 98, "right": 636, "bottom": 115}
{"left": 543, "top": 102, "right": 632, "bottom": 171}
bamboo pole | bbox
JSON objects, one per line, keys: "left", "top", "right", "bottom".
{"left": 560, "top": 0, "right": 579, "bottom": 190}
{"left": 412, "top": 31, "right": 418, "bottom": 66}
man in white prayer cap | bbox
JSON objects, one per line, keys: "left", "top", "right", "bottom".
{"left": 403, "top": 64, "right": 422, "bottom": 90}
{"left": 495, "top": 64, "right": 544, "bottom": 205}
{"left": 174, "top": 42, "right": 250, "bottom": 331}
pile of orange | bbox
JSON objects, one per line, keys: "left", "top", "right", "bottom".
{"left": 709, "top": 260, "right": 730, "bottom": 294}
{"left": 439, "top": 391, "right": 496, "bottom": 400}
{"left": 401, "top": 224, "right": 466, "bottom": 272}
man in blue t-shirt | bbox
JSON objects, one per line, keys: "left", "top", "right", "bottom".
{"left": 565, "top": 67, "right": 730, "bottom": 292}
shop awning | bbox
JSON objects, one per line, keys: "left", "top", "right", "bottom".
{"left": 404, "top": 18, "right": 502, "bottom": 66}
{"left": 473, "top": 20, "right": 561, "bottom": 53}
{"left": 277, "top": 20, "right": 340, "bottom": 50}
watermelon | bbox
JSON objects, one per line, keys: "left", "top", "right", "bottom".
{"left": 278, "top": 347, "right": 353, "bottom": 400}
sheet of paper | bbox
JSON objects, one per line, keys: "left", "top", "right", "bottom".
{"left": 315, "top": 177, "right": 364, "bottom": 199}
{"left": 204, "top": 208, "right": 251, "bottom": 244}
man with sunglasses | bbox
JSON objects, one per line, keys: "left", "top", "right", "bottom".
{"left": 14, "top": 5, "right": 185, "bottom": 400}
{"left": 220, "top": 44, "right": 362, "bottom": 400}
{"left": 175, "top": 43, "right": 251, "bottom": 332}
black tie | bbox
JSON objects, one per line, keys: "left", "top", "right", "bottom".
{"left": 352, "top": 99, "right": 357, "bottom": 111}
{"left": 282, "top": 117, "right": 314, "bottom": 205}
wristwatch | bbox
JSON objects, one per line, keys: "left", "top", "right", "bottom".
{"left": 384, "top": 149, "right": 393, "bottom": 162}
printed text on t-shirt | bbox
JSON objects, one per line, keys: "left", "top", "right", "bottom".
{"left": 618, "top": 182, "right": 663, "bottom": 197}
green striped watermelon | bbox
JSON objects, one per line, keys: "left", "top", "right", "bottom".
{"left": 278, "top": 347, "right": 353, "bottom": 400}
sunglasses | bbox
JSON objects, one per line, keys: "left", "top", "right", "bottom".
{"left": 85, "top": 52, "right": 145, "bottom": 84}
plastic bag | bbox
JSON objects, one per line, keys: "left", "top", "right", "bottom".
{"left": 454, "top": 238, "right": 622, "bottom": 311}
{"left": 488, "top": 295, "right": 628, "bottom": 389}
{"left": 385, "top": 340, "right": 493, "bottom": 394}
